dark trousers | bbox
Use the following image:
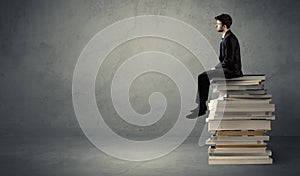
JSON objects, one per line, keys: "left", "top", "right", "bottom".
{"left": 196, "top": 68, "right": 236, "bottom": 106}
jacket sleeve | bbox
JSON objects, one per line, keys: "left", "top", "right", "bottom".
{"left": 221, "top": 37, "right": 235, "bottom": 69}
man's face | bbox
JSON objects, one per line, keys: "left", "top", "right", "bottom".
{"left": 215, "top": 20, "right": 224, "bottom": 32}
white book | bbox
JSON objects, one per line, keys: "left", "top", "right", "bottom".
{"left": 223, "top": 97, "right": 272, "bottom": 101}
{"left": 208, "top": 105, "right": 275, "bottom": 112}
{"left": 209, "top": 150, "right": 272, "bottom": 156}
{"left": 215, "top": 112, "right": 273, "bottom": 116}
{"left": 208, "top": 110, "right": 265, "bottom": 118}
{"left": 209, "top": 155, "right": 270, "bottom": 160}
{"left": 219, "top": 89, "right": 267, "bottom": 95}
{"left": 210, "top": 103, "right": 274, "bottom": 107}
{"left": 206, "top": 138, "right": 265, "bottom": 145}
{"left": 212, "top": 81, "right": 261, "bottom": 86}
{"left": 208, "top": 157, "right": 273, "bottom": 165}
{"left": 208, "top": 120, "right": 271, "bottom": 131}
{"left": 208, "top": 146, "right": 267, "bottom": 154}
{"left": 225, "top": 94, "right": 272, "bottom": 99}
{"left": 209, "top": 104, "right": 275, "bottom": 108}
{"left": 209, "top": 135, "right": 270, "bottom": 141}
{"left": 209, "top": 111, "right": 274, "bottom": 116}
{"left": 214, "top": 84, "right": 264, "bottom": 91}
{"left": 207, "top": 115, "right": 276, "bottom": 121}
{"left": 211, "top": 75, "right": 266, "bottom": 82}
{"left": 208, "top": 99, "right": 271, "bottom": 105}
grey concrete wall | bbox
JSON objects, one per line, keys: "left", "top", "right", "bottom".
{"left": 1, "top": 0, "right": 300, "bottom": 138}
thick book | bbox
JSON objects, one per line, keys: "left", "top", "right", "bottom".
{"left": 208, "top": 104, "right": 275, "bottom": 112}
{"left": 209, "top": 135, "right": 270, "bottom": 141}
{"left": 206, "top": 139, "right": 265, "bottom": 145}
{"left": 207, "top": 115, "right": 276, "bottom": 121}
{"left": 208, "top": 157, "right": 272, "bottom": 165}
{"left": 212, "top": 80, "right": 262, "bottom": 86}
{"left": 211, "top": 75, "right": 266, "bottom": 82}
{"left": 213, "top": 84, "right": 264, "bottom": 90}
{"left": 208, "top": 99, "right": 271, "bottom": 105}
{"left": 208, "top": 120, "right": 271, "bottom": 131}
{"left": 216, "top": 130, "right": 265, "bottom": 136}
{"left": 210, "top": 111, "right": 273, "bottom": 117}
{"left": 208, "top": 146, "right": 268, "bottom": 154}
{"left": 219, "top": 89, "right": 267, "bottom": 95}
{"left": 215, "top": 143, "right": 267, "bottom": 148}
{"left": 225, "top": 94, "right": 272, "bottom": 99}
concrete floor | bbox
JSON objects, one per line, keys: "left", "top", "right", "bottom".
{"left": 1, "top": 136, "right": 299, "bottom": 176}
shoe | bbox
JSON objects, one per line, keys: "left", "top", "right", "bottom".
{"left": 186, "top": 106, "right": 200, "bottom": 119}
{"left": 186, "top": 104, "right": 208, "bottom": 119}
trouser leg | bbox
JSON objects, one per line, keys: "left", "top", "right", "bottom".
{"left": 198, "top": 71, "right": 209, "bottom": 106}
{"left": 197, "top": 69, "right": 226, "bottom": 106}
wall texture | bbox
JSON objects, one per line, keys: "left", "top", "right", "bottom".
{"left": 1, "top": 0, "right": 300, "bottom": 138}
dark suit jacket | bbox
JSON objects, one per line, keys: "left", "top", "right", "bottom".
{"left": 215, "top": 29, "right": 243, "bottom": 78}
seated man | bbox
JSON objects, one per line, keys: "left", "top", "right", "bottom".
{"left": 187, "top": 13, "right": 243, "bottom": 119}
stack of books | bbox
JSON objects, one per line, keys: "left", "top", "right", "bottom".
{"left": 205, "top": 74, "right": 275, "bottom": 165}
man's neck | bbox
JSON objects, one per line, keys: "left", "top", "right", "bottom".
{"left": 222, "top": 28, "right": 230, "bottom": 38}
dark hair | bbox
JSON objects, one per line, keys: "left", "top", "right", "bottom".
{"left": 215, "top": 14, "right": 232, "bottom": 28}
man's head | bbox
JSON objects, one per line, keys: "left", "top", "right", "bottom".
{"left": 215, "top": 14, "right": 232, "bottom": 32}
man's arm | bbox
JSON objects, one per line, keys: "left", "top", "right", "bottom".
{"left": 215, "top": 38, "right": 235, "bottom": 69}
{"left": 222, "top": 37, "right": 235, "bottom": 68}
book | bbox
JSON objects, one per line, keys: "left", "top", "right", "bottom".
{"left": 208, "top": 157, "right": 273, "bottom": 165}
{"left": 209, "top": 135, "right": 270, "bottom": 141}
{"left": 215, "top": 130, "right": 265, "bottom": 136}
{"left": 207, "top": 120, "right": 271, "bottom": 131}
{"left": 208, "top": 146, "right": 267, "bottom": 154}
{"left": 211, "top": 75, "right": 266, "bottom": 82}
{"left": 214, "top": 84, "right": 264, "bottom": 90}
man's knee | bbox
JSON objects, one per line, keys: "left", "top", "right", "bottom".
{"left": 198, "top": 71, "right": 207, "bottom": 78}
{"left": 198, "top": 71, "right": 208, "bottom": 82}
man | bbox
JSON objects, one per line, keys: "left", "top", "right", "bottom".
{"left": 187, "top": 13, "right": 243, "bottom": 119}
